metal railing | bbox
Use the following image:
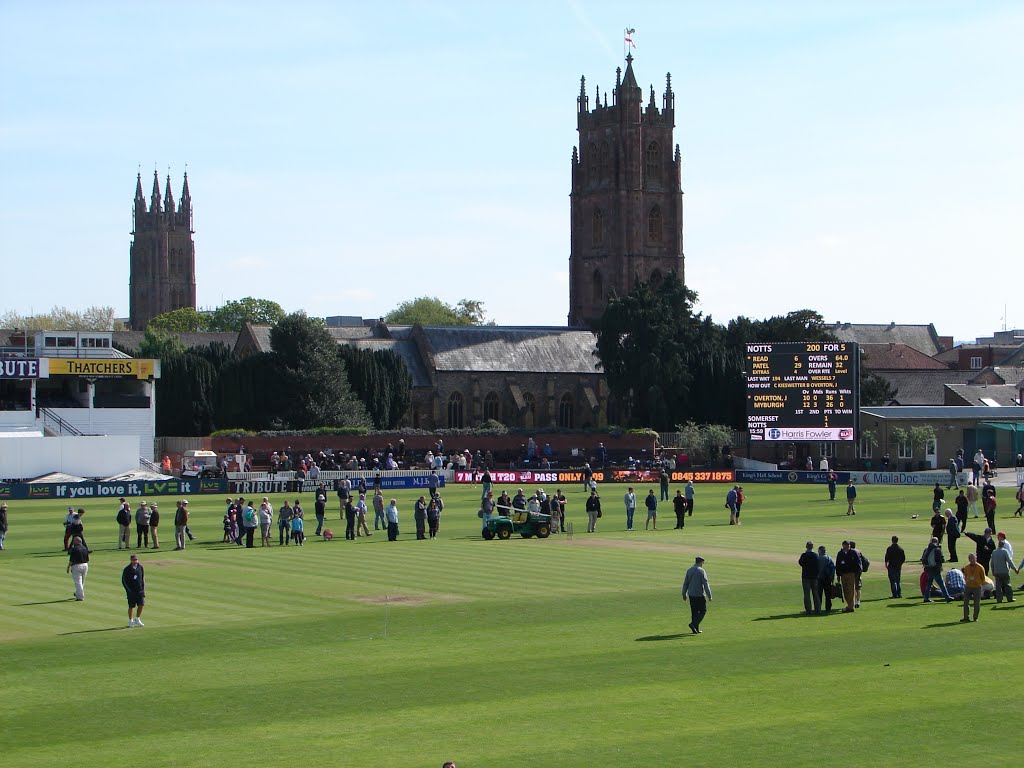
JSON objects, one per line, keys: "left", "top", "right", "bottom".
{"left": 139, "top": 456, "right": 162, "bottom": 473}
{"left": 39, "top": 407, "right": 88, "bottom": 436}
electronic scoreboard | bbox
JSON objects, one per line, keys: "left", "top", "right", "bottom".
{"left": 745, "top": 341, "right": 859, "bottom": 441}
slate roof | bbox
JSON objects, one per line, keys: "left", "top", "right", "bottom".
{"left": 240, "top": 324, "right": 272, "bottom": 354}
{"left": 830, "top": 323, "right": 945, "bottom": 356}
{"left": 860, "top": 343, "right": 949, "bottom": 370}
{"left": 417, "top": 326, "right": 599, "bottom": 374}
{"left": 945, "top": 384, "right": 1021, "bottom": 407}
{"left": 242, "top": 324, "right": 380, "bottom": 355}
{"left": 873, "top": 370, "right": 977, "bottom": 405}
{"left": 328, "top": 326, "right": 376, "bottom": 341}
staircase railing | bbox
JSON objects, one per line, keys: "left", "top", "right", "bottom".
{"left": 40, "top": 407, "right": 87, "bottom": 436}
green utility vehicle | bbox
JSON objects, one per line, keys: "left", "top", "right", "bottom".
{"left": 482, "top": 508, "right": 552, "bottom": 540}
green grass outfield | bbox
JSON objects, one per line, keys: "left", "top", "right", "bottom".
{"left": 2, "top": 481, "right": 1022, "bottom": 767}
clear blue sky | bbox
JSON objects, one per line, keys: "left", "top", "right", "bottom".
{"left": 1, "top": 1, "right": 1020, "bottom": 342}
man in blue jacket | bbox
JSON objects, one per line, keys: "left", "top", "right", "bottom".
{"left": 725, "top": 486, "right": 738, "bottom": 525}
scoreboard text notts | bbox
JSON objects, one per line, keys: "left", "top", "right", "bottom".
{"left": 745, "top": 342, "right": 859, "bottom": 442}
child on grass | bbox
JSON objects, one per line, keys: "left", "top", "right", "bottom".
{"left": 290, "top": 511, "right": 304, "bottom": 546}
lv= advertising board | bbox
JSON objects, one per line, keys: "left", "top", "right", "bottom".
{"left": 745, "top": 342, "right": 859, "bottom": 441}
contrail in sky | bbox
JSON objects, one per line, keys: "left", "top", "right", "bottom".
{"left": 567, "top": 0, "right": 618, "bottom": 63}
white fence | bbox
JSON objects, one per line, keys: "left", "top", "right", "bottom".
{"left": 0, "top": 435, "right": 140, "bottom": 479}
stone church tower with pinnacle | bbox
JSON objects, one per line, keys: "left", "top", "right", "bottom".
{"left": 568, "top": 53, "right": 684, "bottom": 328}
{"left": 129, "top": 170, "right": 197, "bottom": 330}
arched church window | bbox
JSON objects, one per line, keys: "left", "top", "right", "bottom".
{"left": 592, "top": 209, "right": 603, "bottom": 245}
{"left": 646, "top": 141, "right": 661, "bottom": 183}
{"left": 592, "top": 269, "right": 603, "bottom": 305}
{"left": 483, "top": 391, "right": 500, "bottom": 422}
{"left": 648, "top": 206, "right": 662, "bottom": 242}
{"left": 523, "top": 392, "right": 536, "bottom": 429}
{"left": 447, "top": 391, "right": 464, "bottom": 429}
{"left": 558, "top": 393, "right": 575, "bottom": 429}
{"left": 599, "top": 142, "right": 611, "bottom": 180}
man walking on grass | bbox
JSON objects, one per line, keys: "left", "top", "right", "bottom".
{"left": 122, "top": 553, "right": 146, "bottom": 627}
{"left": 314, "top": 492, "right": 326, "bottom": 536}
{"left": 960, "top": 552, "right": 986, "bottom": 622}
{"left": 673, "top": 490, "right": 687, "bottom": 529}
{"left": 116, "top": 498, "right": 131, "bottom": 550}
{"left": 682, "top": 556, "right": 712, "bottom": 634}
{"left": 645, "top": 490, "right": 658, "bottom": 530}
{"left": 799, "top": 541, "right": 821, "bottom": 614}
{"left": 816, "top": 546, "right": 835, "bottom": 613}
{"left": 884, "top": 535, "right": 906, "bottom": 598}
{"left": 835, "top": 540, "right": 861, "bottom": 612}
{"left": 623, "top": 487, "right": 637, "bottom": 531}
{"left": 990, "top": 541, "right": 1018, "bottom": 603}
{"left": 67, "top": 535, "right": 89, "bottom": 601}
{"left": 922, "top": 536, "right": 952, "bottom": 604}
{"left": 945, "top": 509, "right": 960, "bottom": 562}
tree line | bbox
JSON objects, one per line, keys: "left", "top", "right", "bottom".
{"left": 593, "top": 273, "right": 897, "bottom": 431}
{"left": 127, "top": 313, "right": 411, "bottom": 436}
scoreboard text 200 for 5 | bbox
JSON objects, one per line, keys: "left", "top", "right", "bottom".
{"left": 745, "top": 342, "right": 859, "bottom": 442}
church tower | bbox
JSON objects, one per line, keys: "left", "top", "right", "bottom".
{"left": 568, "top": 54, "right": 684, "bottom": 327}
{"left": 128, "top": 170, "right": 196, "bottom": 330}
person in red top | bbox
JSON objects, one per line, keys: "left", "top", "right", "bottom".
{"left": 961, "top": 552, "right": 987, "bottom": 623}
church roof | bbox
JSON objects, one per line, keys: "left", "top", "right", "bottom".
{"left": 239, "top": 323, "right": 383, "bottom": 356}
{"left": 417, "top": 326, "right": 599, "bottom": 374}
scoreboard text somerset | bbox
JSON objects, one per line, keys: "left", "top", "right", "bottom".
{"left": 745, "top": 342, "right": 859, "bottom": 441}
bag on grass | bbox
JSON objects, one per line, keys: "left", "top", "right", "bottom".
{"left": 831, "top": 583, "right": 843, "bottom": 599}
